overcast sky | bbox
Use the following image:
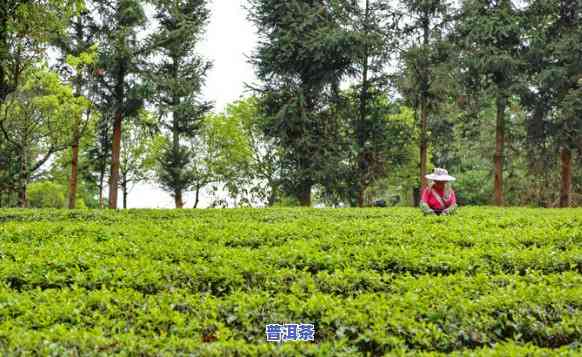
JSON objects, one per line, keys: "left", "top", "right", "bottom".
{"left": 198, "top": 0, "right": 257, "bottom": 113}
{"left": 128, "top": 0, "right": 258, "bottom": 208}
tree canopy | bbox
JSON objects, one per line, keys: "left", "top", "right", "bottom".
{"left": 0, "top": 0, "right": 580, "bottom": 209}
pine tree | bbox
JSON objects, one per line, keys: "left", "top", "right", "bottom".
{"left": 147, "top": 0, "right": 212, "bottom": 208}
{"left": 91, "top": 0, "right": 147, "bottom": 209}
{"left": 248, "top": 0, "right": 360, "bottom": 206}
{"left": 349, "top": 0, "right": 399, "bottom": 207}
{"left": 454, "top": 0, "right": 524, "bottom": 206}
{"left": 522, "top": 0, "right": 582, "bottom": 207}
{"left": 397, "top": 0, "right": 453, "bottom": 202}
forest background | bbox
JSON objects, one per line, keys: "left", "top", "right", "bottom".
{"left": 0, "top": 0, "right": 580, "bottom": 209}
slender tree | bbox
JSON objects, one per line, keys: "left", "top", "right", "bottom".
{"left": 230, "top": 97, "right": 282, "bottom": 206}
{"left": 53, "top": 7, "right": 98, "bottom": 209}
{"left": 397, "top": 0, "right": 453, "bottom": 201}
{"left": 349, "top": 0, "right": 399, "bottom": 206}
{"left": 85, "top": 110, "right": 112, "bottom": 208}
{"left": 92, "top": 0, "right": 147, "bottom": 209}
{"left": 454, "top": 0, "right": 524, "bottom": 206}
{"left": 148, "top": 0, "right": 212, "bottom": 208}
{"left": 336, "top": 89, "right": 415, "bottom": 206}
{"left": 522, "top": 0, "right": 582, "bottom": 207}
{"left": 119, "top": 116, "right": 155, "bottom": 209}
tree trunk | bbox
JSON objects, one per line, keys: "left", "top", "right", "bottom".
{"left": 419, "top": 104, "right": 428, "bottom": 192}
{"left": 98, "top": 169, "right": 105, "bottom": 209}
{"left": 559, "top": 146, "right": 571, "bottom": 208}
{"left": 268, "top": 182, "right": 277, "bottom": 207}
{"left": 68, "top": 135, "right": 80, "bottom": 209}
{"left": 18, "top": 182, "right": 27, "bottom": 208}
{"left": 172, "top": 90, "right": 183, "bottom": 209}
{"left": 175, "top": 190, "right": 184, "bottom": 209}
{"left": 98, "top": 187, "right": 104, "bottom": 209}
{"left": 357, "top": 189, "right": 365, "bottom": 208}
{"left": 67, "top": 21, "right": 84, "bottom": 210}
{"left": 122, "top": 181, "right": 128, "bottom": 209}
{"left": 18, "top": 150, "right": 28, "bottom": 208}
{"left": 557, "top": 2, "right": 575, "bottom": 208}
{"left": 357, "top": 0, "right": 370, "bottom": 209}
{"left": 193, "top": 185, "right": 200, "bottom": 208}
{"left": 413, "top": 186, "right": 421, "bottom": 207}
{"left": 297, "top": 88, "right": 314, "bottom": 208}
{"left": 494, "top": 93, "right": 506, "bottom": 206}
{"left": 298, "top": 183, "right": 311, "bottom": 207}
{"left": 419, "top": 14, "right": 430, "bottom": 198}
{"left": 18, "top": 184, "right": 27, "bottom": 208}
{"left": 108, "top": 110, "right": 122, "bottom": 209}
{"left": 268, "top": 193, "right": 276, "bottom": 207}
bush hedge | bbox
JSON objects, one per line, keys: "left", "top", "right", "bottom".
{"left": 0, "top": 207, "right": 580, "bottom": 355}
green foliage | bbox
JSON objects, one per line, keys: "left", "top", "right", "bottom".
{"left": 0, "top": 0, "right": 82, "bottom": 103}
{"left": 0, "top": 141, "right": 19, "bottom": 199}
{"left": 454, "top": 0, "right": 525, "bottom": 92}
{"left": 249, "top": 0, "right": 364, "bottom": 205}
{"left": 203, "top": 112, "right": 253, "bottom": 185}
{"left": 0, "top": 208, "right": 580, "bottom": 354}
{"left": 2, "top": 0, "right": 582, "bottom": 212}
{"left": 27, "top": 182, "right": 89, "bottom": 209}
{"left": 454, "top": 169, "right": 492, "bottom": 206}
{"left": 374, "top": 106, "right": 420, "bottom": 205}
{"left": 156, "top": 139, "right": 198, "bottom": 200}
{"left": 203, "top": 98, "right": 284, "bottom": 207}
{"left": 521, "top": 0, "right": 582, "bottom": 155}
{"left": 147, "top": 0, "right": 212, "bottom": 207}
{"left": 119, "top": 113, "right": 157, "bottom": 207}
{"left": 0, "top": 65, "right": 90, "bottom": 200}
{"left": 199, "top": 110, "right": 255, "bottom": 207}
{"left": 27, "top": 182, "right": 66, "bottom": 209}
{"left": 316, "top": 95, "right": 416, "bottom": 207}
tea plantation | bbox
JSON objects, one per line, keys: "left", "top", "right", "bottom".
{"left": 0, "top": 207, "right": 580, "bottom": 356}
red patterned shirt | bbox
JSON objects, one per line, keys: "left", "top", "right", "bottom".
{"left": 420, "top": 185, "right": 457, "bottom": 215}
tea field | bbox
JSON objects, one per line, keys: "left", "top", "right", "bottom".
{"left": 0, "top": 207, "right": 580, "bottom": 356}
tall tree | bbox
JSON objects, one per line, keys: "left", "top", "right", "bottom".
{"left": 203, "top": 109, "right": 257, "bottom": 207}
{"left": 522, "top": 0, "right": 582, "bottom": 207}
{"left": 119, "top": 116, "right": 155, "bottom": 209}
{"left": 454, "top": 0, "right": 524, "bottom": 206}
{"left": 86, "top": 110, "right": 112, "bottom": 208}
{"left": 349, "top": 0, "right": 399, "bottom": 206}
{"left": 53, "top": 7, "right": 98, "bottom": 209}
{"left": 330, "top": 90, "right": 415, "bottom": 207}
{"left": 397, "top": 0, "right": 453, "bottom": 200}
{"left": 230, "top": 97, "right": 282, "bottom": 206}
{"left": 0, "top": 67, "right": 89, "bottom": 207}
{"left": 148, "top": 0, "right": 212, "bottom": 208}
{"left": 248, "top": 0, "right": 359, "bottom": 206}
{"left": 92, "top": 0, "right": 147, "bottom": 209}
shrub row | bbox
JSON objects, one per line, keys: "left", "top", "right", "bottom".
{"left": 0, "top": 207, "right": 580, "bottom": 355}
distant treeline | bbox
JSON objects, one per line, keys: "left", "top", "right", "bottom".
{"left": 0, "top": 0, "right": 580, "bottom": 209}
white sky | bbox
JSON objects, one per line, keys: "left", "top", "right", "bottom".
{"left": 198, "top": 0, "right": 257, "bottom": 113}
{"left": 127, "top": 0, "right": 258, "bottom": 208}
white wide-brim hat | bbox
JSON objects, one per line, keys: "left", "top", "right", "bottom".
{"left": 425, "top": 168, "right": 456, "bottom": 181}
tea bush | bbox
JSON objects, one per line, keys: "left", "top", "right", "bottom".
{"left": 0, "top": 207, "right": 580, "bottom": 355}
